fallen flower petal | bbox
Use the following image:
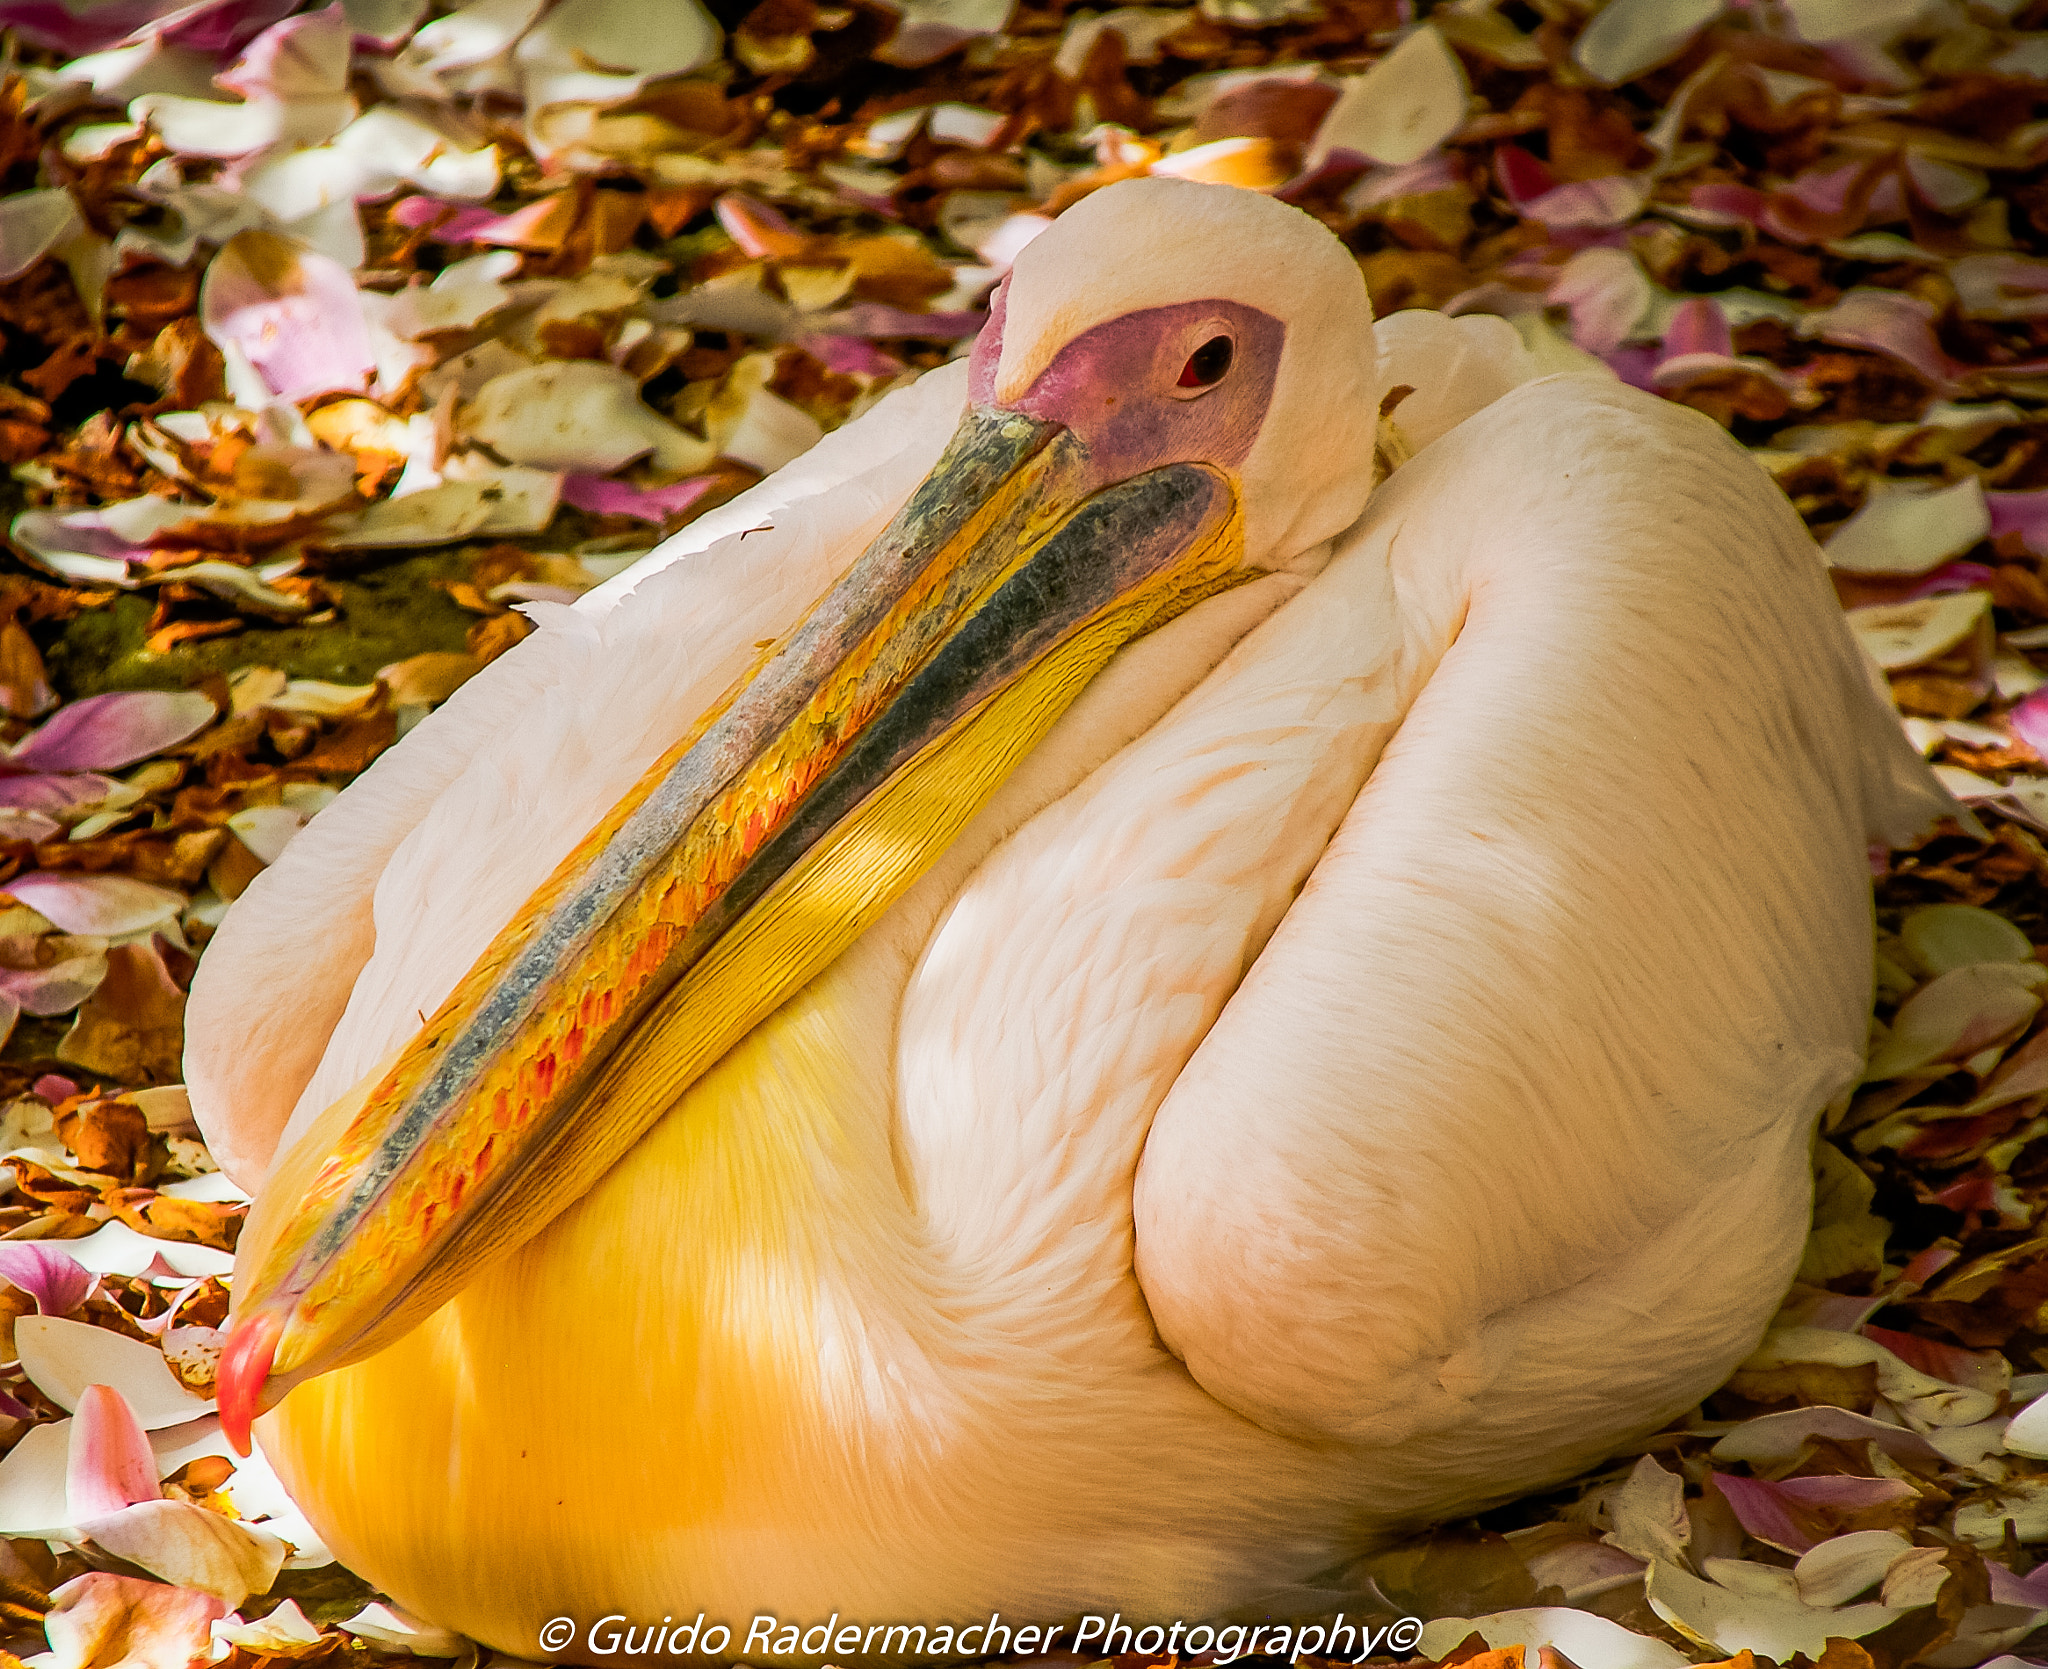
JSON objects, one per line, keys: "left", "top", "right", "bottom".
{"left": 67, "top": 1384, "right": 163, "bottom": 1518}
{"left": 340, "top": 1601, "right": 472, "bottom": 1656}
{"left": 1646, "top": 1558, "right": 1902, "bottom": 1659}
{"left": 1826, "top": 478, "right": 1991, "bottom": 576}
{"left": 1306, "top": 22, "right": 1466, "bottom": 169}
{"left": 0, "top": 1242, "right": 94, "bottom": 1316}
{"left": 1413, "top": 1608, "right": 1688, "bottom": 1669}
{"left": 1716, "top": 1472, "right": 1918, "bottom": 1553}
{"left": 200, "top": 229, "right": 374, "bottom": 403}
{"left": 1794, "top": 1529, "right": 1915, "bottom": 1606}
{"left": 76, "top": 1498, "right": 286, "bottom": 1609}
{"left": 559, "top": 473, "right": 715, "bottom": 521}
{"left": 2, "top": 874, "right": 186, "bottom": 937}
{"left": 1550, "top": 247, "right": 1653, "bottom": 356}
{"left": 1803, "top": 288, "right": 1958, "bottom": 389}
{"left": 43, "top": 1571, "right": 226, "bottom": 1669}
{"left": 0, "top": 188, "right": 85, "bottom": 282}
{"left": 1988, "top": 490, "right": 2048, "bottom": 558}
{"left": 213, "top": 1598, "right": 324, "bottom": 1654}
{"left": 14, "top": 1315, "right": 213, "bottom": 1429}
{"left": 463, "top": 360, "right": 709, "bottom": 474}
{"left": 9, "top": 690, "right": 216, "bottom": 773}
{"left": 1864, "top": 962, "right": 2044, "bottom": 1081}
{"left": 1573, "top": 0, "right": 1722, "bottom": 85}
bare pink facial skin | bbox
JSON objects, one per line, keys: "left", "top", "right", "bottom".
{"left": 969, "top": 279, "right": 1285, "bottom": 494}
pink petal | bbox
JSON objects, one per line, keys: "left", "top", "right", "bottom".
{"left": 33, "top": 1072, "right": 77, "bottom": 1102}
{"left": 1785, "top": 157, "right": 1867, "bottom": 218}
{"left": 0, "top": 1243, "right": 94, "bottom": 1317}
{"left": 2, "top": 874, "right": 185, "bottom": 937}
{"left": 388, "top": 197, "right": 519, "bottom": 243}
{"left": 0, "top": 0, "right": 182, "bottom": 53}
{"left": 0, "top": 810, "right": 58, "bottom": 843}
{"left": 1861, "top": 1323, "right": 2003, "bottom": 1388}
{"left": 10, "top": 691, "right": 215, "bottom": 773}
{"left": 200, "top": 229, "right": 374, "bottom": 403}
{"left": 1808, "top": 288, "right": 1957, "bottom": 387}
{"left": 1550, "top": 246, "right": 1651, "bottom": 355}
{"left": 800, "top": 333, "right": 904, "bottom": 377}
{"left": 1525, "top": 174, "right": 1647, "bottom": 230}
{"left": 559, "top": 473, "right": 716, "bottom": 522}
{"left": 820, "top": 303, "right": 985, "bottom": 340}
{"left": 1903, "top": 560, "right": 1999, "bottom": 599}
{"left": 0, "top": 775, "right": 118, "bottom": 816}
{"left": 1715, "top": 1472, "right": 1822, "bottom": 1551}
{"left": 1988, "top": 1562, "right": 2048, "bottom": 1609}
{"left": 1899, "top": 1245, "right": 1960, "bottom": 1287}
{"left": 66, "top": 1385, "right": 163, "bottom": 1518}
{"left": 216, "top": 1, "right": 351, "bottom": 103}
{"left": 0, "top": 950, "right": 110, "bottom": 1017}
{"left": 468, "top": 195, "right": 574, "bottom": 250}
{"left": 715, "top": 192, "right": 805, "bottom": 260}
{"left": 43, "top": 1571, "right": 227, "bottom": 1669}
{"left": 1716, "top": 1472, "right": 1916, "bottom": 1553}
{"left": 1495, "top": 143, "right": 1559, "bottom": 209}
{"left": 2009, "top": 688, "right": 2048, "bottom": 759}
{"left": 1989, "top": 490, "right": 2048, "bottom": 557}
{"left": 1687, "top": 181, "right": 1769, "bottom": 227}
{"left": 1603, "top": 343, "right": 1662, "bottom": 389}
{"left": 159, "top": 0, "right": 302, "bottom": 53}
{"left": 1952, "top": 255, "right": 2048, "bottom": 321}
{"left": 1663, "top": 296, "right": 1732, "bottom": 360}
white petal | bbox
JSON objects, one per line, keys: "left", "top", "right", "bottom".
{"left": 0, "top": 189, "right": 83, "bottom": 281}
{"left": 514, "top": 0, "right": 720, "bottom": 82}
{"left": 75, "top": 1499, "right": 285, "bottom": 1608}
{"left": 1573, "top": 0, "right": 1723, "bottom": 85}
{"left": 2003, "top": 1393, "right": 2048, "bottom": 1457}
{"left": 0, "top": 1420, "right": 75, "bottom": 1538}
{"left": 719, "top": 385, "right": 824, "bottom": 475}
{"left": 463, "top": 361, "right": 710, "bottom": 474}
{"left": 1307, "top": 23, "right": 1467, "bottom": 168}
{"left": 319, "top": 481, "right": 496, "bottom": 547}
{"left": 239, "top": 147, "right": 379, "bottom": 225}
{"left": 1827, "top": 477, "right": 1992, "bottom": 576}
{"left": 342, "top": 1602, "right": 471, "bottom": 1656}
{"left": 1415, "top": 1610, "right": 1687, "bottom": 1669}
{"left": 1648, "top": 1560, "right": 1902, "bottom": 1658}
{"left": 15, "top": 1316, "right": 212, "bottom": 1430}
{"left": 1846, "top": 589, "right": 1993, "bottom": 673}
{"left": 129, "top": 95, "right": 286, "bottom": 158}
{"left": 1795, "top": 1530, "right": 1915, "bottom": 1607}
{"left": 67, "top": 1222, "right": 236, "bottom": 1281}
{"left": 227, "top": 806, "right": 307, "bottom": 865}
{"left": 159, "top": 1173, "right": 250, "bottom": 1205}
{"left": 408, "top": 0, "right": 546, "bottom": 72}
{"left": 1784, "top": 0, "right": 1931, "bottom": 41}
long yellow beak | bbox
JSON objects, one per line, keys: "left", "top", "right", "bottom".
{"left": 218, "top": 405, "right": 1247, "bottom": 1450}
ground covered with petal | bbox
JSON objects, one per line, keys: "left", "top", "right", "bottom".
{"left": 0, "top": 0, "right": 2042, "bottom": 1664}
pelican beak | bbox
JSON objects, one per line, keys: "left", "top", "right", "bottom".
{"left": 218, "top": 405, "right": 1248, "bottom": 1451}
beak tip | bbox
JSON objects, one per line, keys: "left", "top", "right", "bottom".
{"left": 217, "top": 1309, "right": 282, "bottom": 1457}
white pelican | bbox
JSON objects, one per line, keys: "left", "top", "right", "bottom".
{"left": 185, "top": 177, "right": 1951, "bottom": 1653}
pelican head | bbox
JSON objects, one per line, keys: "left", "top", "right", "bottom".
{"left": 216, "top": 179, "right": 1385, "bottom": 1445}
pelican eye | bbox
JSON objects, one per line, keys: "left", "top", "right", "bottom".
{"left": 1175, "top": 336, "right": 1234, "bottom": 390}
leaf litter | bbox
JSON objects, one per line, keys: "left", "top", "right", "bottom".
{"left": 0, "top": 0, "right": 2041, "bottom": 1660}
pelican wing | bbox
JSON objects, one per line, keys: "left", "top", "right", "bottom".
{"left": 185, "top": 363, "right": 970, "bottom": 1186}
{"left": 1127, "top": 376, "right": 1948, "bottom": 1449}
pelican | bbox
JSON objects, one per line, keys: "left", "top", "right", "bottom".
{"left": 185, "top": 177, "right": 1950, "bottom": 1653}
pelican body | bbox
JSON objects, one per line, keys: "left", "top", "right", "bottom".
{"left": 185, "top": 179, "right": 1948, "bottom": 1654}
